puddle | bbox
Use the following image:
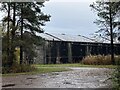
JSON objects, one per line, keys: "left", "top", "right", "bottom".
{"left": 2, "top": 83, "right": 15, "bottom": 87}
{"left": 26, "top": 77, "right": 36, "bottom": 79}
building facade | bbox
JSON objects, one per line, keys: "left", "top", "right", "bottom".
{"left": 34, "top": 33, "right": 120, "bottom": 64}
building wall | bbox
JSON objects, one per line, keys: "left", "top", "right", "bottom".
{"left": 35, "top": 40, "right": 120, "bottom": 64}
{"left": 34, "top": 45, "right": 44, "bottom": 64}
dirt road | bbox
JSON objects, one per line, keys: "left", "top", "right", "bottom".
{"left": 2, "top": 67, "right": 113, "bottom": 88}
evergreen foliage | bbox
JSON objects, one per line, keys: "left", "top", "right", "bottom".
{"left": 90, "top": 1, "right": 120, "bottom": 38}
{"left": 90, "top": 1, "right": 120, "bottom": 65}
{"left": 1, "top": 1, "right": 50, "bottom": 73}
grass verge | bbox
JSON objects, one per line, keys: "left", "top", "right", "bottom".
{"left": 2, "top": 66, "right": 70, "bottom": 77}
{"left": 3, "top": 63, "right": 116, "bottom": 77}
{"left": 34, "top": 63, "right": 116, "bottom": 69}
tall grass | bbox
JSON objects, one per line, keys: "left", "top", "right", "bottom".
{"left": 81, "top": 55, "right": 120, "bottom": 65}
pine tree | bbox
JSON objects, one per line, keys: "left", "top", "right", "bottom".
{"left": 90, "top": 1, "right": 120, "bottom": 65}
{"left": 1, "top": 1, "right": 50, "bottom": 67}
{"left": 18, "top": 2, "right": 50, "bottom": 64}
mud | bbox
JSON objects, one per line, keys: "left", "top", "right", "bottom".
{"left": 2, "top": 67, "right": 113, "bottom": 88}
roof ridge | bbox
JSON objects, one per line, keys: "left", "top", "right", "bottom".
{"left": 78, "top": 35, "right": 98, "bottom": 42}
{"left": 45, "top": 33, "right": 63, "bottom": 41}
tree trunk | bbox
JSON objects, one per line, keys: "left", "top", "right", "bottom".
{"left": 10, "top": 3, "right": 16, "bottom": 65}
{"left": 20, "top": 3, "right": 23, "bottom": 64}
{"left": 109, "top": 4, "right": 115, "bottom": 65}
{"left": 7, "top": 3, "right": 11, "bottom": 67}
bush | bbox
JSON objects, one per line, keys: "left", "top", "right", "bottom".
{"left": 2, "top": 64, "right": 36, "bottom": 74}
{"left": 112, "top": 59, "right": 120, "bottom": 89}
{"left": 81, "top": 55, "right": 120, "bottom": 65}
{"left": 2, "top": 53, "right": 8, "bottom": 67}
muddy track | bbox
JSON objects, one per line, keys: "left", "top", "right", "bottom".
{"left": 2, "top": 67, "right": 113, "bottom": 88}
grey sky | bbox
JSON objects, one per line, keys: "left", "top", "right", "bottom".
{"left": 0, "top": 0, "right": 98, "bottom": 37}
{"left": 42, "top": 0, "right": 98, "bottom": 36}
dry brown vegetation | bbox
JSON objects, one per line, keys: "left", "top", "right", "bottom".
{"left": 81, "top": 55, "right": 120, "bottom": 65}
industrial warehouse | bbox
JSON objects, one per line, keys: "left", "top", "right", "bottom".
{"left": 34, "top": 33, "right": 120, "bottom": 64}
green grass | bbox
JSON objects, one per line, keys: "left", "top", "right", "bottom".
{"left": 34, "top": 63, "right": 116, "bottom": 69}
{"left": 2, "top": 63, "right": 116, "bottom": 77}
{"left": 2, "top": 66, "right": 70, "bottom": 77}
{"left": 35, "top": 67, "right": 70, "bottom": 73}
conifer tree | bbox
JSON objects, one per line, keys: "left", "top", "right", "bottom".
{"left": 90, "top": 1, "right": 120, "bottom": 64}
{"left": 1, "top": 1, "right": 50, "bottom": 66}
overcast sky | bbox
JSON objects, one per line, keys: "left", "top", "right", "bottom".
{"left": 0, "top": 0, "right": 98, "bottom": 37}
{"left": 42, "top": 0, "right": 98, "bottom": 36}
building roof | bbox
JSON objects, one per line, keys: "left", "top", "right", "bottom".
{"left": 38, "top": 33, "right": 98, "bottom": 43}
{"left": 38, "top": 33, "right": 119, "bottom": 44}
{"left": 37, "top": 33, "right": 59, "bottom": 41}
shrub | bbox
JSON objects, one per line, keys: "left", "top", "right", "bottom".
{"left": 2, "top": 64, "right": 36, "bottom": 74}
{"left": 112, "top": 59, "right": 120, "bottom": 90}
{"left": 81, "top": 55, "right": 120, "bottom": 65}
{"left": 2, "top": 53, "right": 8, "bottom": 67}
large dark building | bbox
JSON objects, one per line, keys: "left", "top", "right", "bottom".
{"left": 34, "top": 33, "right": 120, "bottom": 64}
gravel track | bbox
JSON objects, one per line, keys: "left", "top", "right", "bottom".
{"left": 2, "top": 67, "right": 113, "bottom": 88}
